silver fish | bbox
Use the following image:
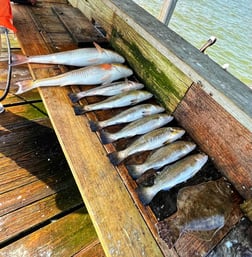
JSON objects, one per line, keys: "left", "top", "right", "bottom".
{"left": 136, "top": 153, "right": 208, "bottom": 205}
{"left": 100, "top": 114, "right": 173, "bottom": 144}
{"left": 68, "top": 80, "right": 144, "bottom": 103}
{"left": 127, "top": 141, "right": 196, "bottom": 179}
{"left": 89, "top": 104, "right": 165, "bottom": 132}
{"left": 16, "top": 63, "right": 133, "bottom": 94}
{"left": 108, "top": 127, "right": 185, "bottom": 166}
{"left": 74, "top": 90, "right": 153, "bottom": 115}
{"left": 11, "top": 42, "right": 125, "bottom": 66}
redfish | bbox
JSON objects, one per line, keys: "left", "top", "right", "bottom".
{"left": 100, "top": 114, "right": 173, "bottom": 144}
{"left": 68, "top": 80, "right": 144, "bottom": 103}
{"left": 74, "top": 90, "right": 152, "bottom": 115}
{"left": 108, "top": 127, "right": 185, "bottom": 165}
{"left": 11, "top": 42, "right": 125, "bottom": 66}
{"left": 16, "top": 64, "right": 133, "bottom": 94}
{"left": 127, "top": 141, "right": 196, "bottom": 179}
{"left": 136, "top": 153, "right": 208, "bottom": 205}
{"left": 89, "top": 104, "right": 165, "bottom": 132}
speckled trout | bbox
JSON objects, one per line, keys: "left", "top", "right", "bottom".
{"left": 89, "top": 104, "right": 165, "bottom": 132}
{"left": 127, "top": 141, "right": 196, "bottom": 179}
{"left": 74, "top": 90, "right": 153, "bottom": 115}
{"left": 16, "top": 63, "right": 133, "bottom": 94}
{"left": 136, "top": 153, "right": 208, "bottom": 205}
{"left": 68, "top": 80, "right": 144, "bottom": 103}
{"left": 108, "top": 127, "right": 185, "bottom": 165}
{"left": 11, "top": 42, "right": 125, "bottom": 66}
{"left": 100, "top": 114, "right": 173, "bottom": 144}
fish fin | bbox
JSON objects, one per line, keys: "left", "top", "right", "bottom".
{"left": 73, "top": 105, "right": 87, "bottom": 115}
{"left": 93, "top": 42, "right": 104, "bottom": 53}
{"left": 108, "top": 151, "right": 122, "bottom": 166}
{"left": 68, "top": 92, "right": 80, "bottom": 103}
{"left": 155, "top": 218, "right": 180, "bottom": 249}
{"left": 89, "top": 120, "right": 101, "bottom": 132}
{"left": 15, "top": 80, "right": 35, "bottom": 94}
{"left": 11, "top": 53, "right": 29, "bottom": 66}
{"left": 126, "top": 165, "right": 141, "bottom": 179}
{"left": 136, "top": 185, "right": 154, "bottom": 206}
{"left": 100, "top": 130, "right": 114, "bottom": 144}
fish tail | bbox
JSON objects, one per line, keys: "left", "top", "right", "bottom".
{"left": 68, "top": 92, "right": 80, "bottom": 103}
{"left": 73, "top": 105, "right": 87, "bottom": 115}
{"left": 11, "top": 53, "right": 29, "bottom": 66}
{"left": 15, "top": 80, "right": 35, "bottom": 94}
{"left": 100, "top": 130, "right": 114, "bottom": 144}
{"left": 136, "top": 185, "right": 155, "bottom": 206}
{"left": 89, "top": 120, "right": 101, "bottom": 132}
{"left": 155, "top": 218, "right": 180, "bottom": 249}
{"left": 108, "top": 151, "right": 123, "bottom": 165}
{"left": 126, "top": 165, "right": 142, "bottom": 179}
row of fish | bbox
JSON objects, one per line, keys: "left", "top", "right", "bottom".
{"left": 69, "top": 79, "right": 208, "bottom": 206}
{"left": 13, "top": 43, "right": 132, "bottom": 94}
{"left": 13, "top": 44, "right": 232, "bottom": 249}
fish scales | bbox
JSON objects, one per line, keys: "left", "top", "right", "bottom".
{"left": 11, "top": 42, "right": 125, "bottom": 66}
{"left": 136, "top": 153, "right": 208, "bottom": 205}
{"left": 68, "top": 80, "right": 144, "bottom": 103}
{"left": 89, "top": 104, "right": 165, "bottom": 132}
{"left": 16, "top": 64, "right": 133, "bottom": 94}
{"left": 100, "top": 113, "right": 174, "bottom": 144}
{"left": 127, "top": 141, "right": 196, "bottom": 179}
{"left": 74, "top": 90, "right": 153, "bottom": 115}
{"left": 108, "top": 127, "right": 185, "bottom": 165}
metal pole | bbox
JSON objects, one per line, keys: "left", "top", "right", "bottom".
{"left": 158, "top": 0, "right": 178, "bottom": 26}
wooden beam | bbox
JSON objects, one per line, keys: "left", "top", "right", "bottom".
{"left": 69, "top": 0, "right": 252, "bottom": 132}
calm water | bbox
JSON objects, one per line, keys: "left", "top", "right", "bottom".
{"left": 133, "top": 0, "right": 252, "bottom": 86}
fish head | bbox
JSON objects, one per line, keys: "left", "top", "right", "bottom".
{"left": 169, "top": 127, "right": 186, "bottom": 139}
{"left": 104, "top": 49, "right": 125, "bottom": 63}
{"left": 111, "top": 63, "right": 133, "bottom": 78}
{"left": 194, "top": 153, "right": 208, "bottom": 167}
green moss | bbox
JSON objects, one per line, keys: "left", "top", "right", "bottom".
{"left": 110, "top": 28, "right": 190, "bottom": 112}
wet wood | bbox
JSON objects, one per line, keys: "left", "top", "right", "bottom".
{"left": 173, "top": 83, "right": 252, "bottom": 200}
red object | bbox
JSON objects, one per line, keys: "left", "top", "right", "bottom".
{"left": 0, "top": 0, "right": 17, "bottom": 32}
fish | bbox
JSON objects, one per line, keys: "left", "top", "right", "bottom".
{"left": 15, "top": 63, "right": 133, "bottom": 94}
{"left": 89, "top": 104, "right": 165, "bottom": 132}
{"left": 74, "top": 90, "right": 153, "bottom": 115}
{"left": 100, "top": 113, "right": 173, "bottom": 144}
{"left": 127, "top": 141, "right": 196, "bottom": 179}
{"left": 11, "top": 42, "right": 125, "bottom": 66}
{"left": 136, "top": 153, "right": 208, "bottom": 205}
{"left": 68, "top": 80, "right": 144, "bottom": 103}
{"left": 108, "top": 127, "right": 185, "bottom": 166}
{"left": 156, "top": 178, "right": 233, "bottom": 248}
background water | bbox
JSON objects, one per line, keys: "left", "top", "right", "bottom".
{"left": 133, "top": 0, "right": 252, "bottom": 86}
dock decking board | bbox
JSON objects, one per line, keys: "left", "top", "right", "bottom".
{"left": 7, "top": 1, "right": 251, "bottom": 256}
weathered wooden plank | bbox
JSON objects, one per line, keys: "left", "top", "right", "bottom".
{"left": 0, "top": 186, "right": 82, "bottom": 244}
{"left": 13, "top": 4, "right": 165, "bottom": 257}
{"left": 69, "top": 0, "right": 252, "bottom": 132}
{"left": 0, "top": 208, "right": 98, "bottom": 257}
{"left": 173, "top": 83, "right": 252, "bottom": 200}
{"left": 53, "top": 6, "right": 106, "bottom": 47}
{"left": 73, "top": 240, "right": 105, "bottom": 257}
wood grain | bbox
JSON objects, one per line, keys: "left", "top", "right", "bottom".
{"left": 13, "top": 4, "right": 165, "bottom": 257}
{"left": 174, "top": 83, "right": 252, "bottom": 199}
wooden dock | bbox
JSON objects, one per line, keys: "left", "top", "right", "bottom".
{"left": 0, "top": 0, "right": 251, "bottom": 256}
